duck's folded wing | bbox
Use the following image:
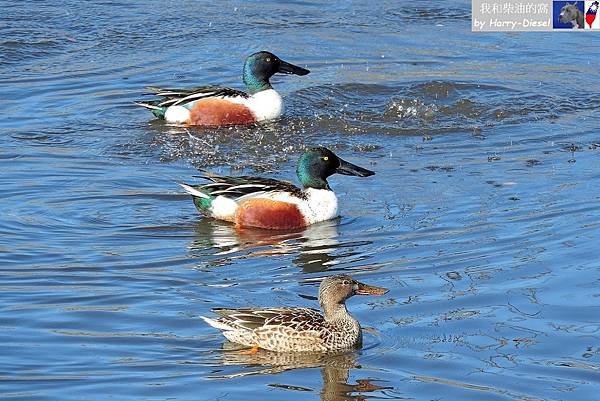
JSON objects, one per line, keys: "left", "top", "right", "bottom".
{"left": 145, "top": 86, "right": 249, "bottom": 108}
{"left": 213, "top": 307, "right": 324, "bottom": 331}
{"left": 196, "top": 174, "right": 304, "bottom": 200}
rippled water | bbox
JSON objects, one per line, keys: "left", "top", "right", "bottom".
{"left": 2, "top": 1, "right": 600, "bottom": 400}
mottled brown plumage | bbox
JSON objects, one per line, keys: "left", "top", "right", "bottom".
{"left": 201, "top": 275, "right": 388, "bottom": 352}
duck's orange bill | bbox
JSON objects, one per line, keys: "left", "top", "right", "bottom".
{"left": 355, "top": 282, "right": 389, "bottom": 296}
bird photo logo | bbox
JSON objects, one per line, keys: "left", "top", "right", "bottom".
{"left": 585, "top": 1, "right": 600, "bottom": 28}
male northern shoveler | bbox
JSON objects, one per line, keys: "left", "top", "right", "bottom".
{"left": 201, "top": 274, "right": 388, "bottom": 353}
{"left": 179, "top": 147, "right": 375, "bottom": 230}
{"left": 136, "top": 51, "right": 309, "bottom": 126}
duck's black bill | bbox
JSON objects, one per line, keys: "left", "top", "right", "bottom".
{"left": 278, "top": 60, "right": 310, "bottom": 76}
{"left": 355, "top": 281, "right": 389, "bottom": 296}
{"left": 336, "top": 158, "right": 375, "bottom": 177}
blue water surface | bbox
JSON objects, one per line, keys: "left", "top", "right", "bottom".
{"left": 1, "top": 1, "right": 600, "bottom": 400}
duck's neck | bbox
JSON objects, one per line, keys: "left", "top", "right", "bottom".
{"left": 243, "top": 71, "right": 272, "bottom": 94}
{"left": 322, "top": 302, "right": 354, "bottom": 323}
{"left": 298, "top": 173, "right": 330, "bottom": 191}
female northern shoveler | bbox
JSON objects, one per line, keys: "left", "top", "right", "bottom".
{"left": 179, "top": 147, "right": 375, "bottom": 230}
{"left": 201, "top": 274, "right": 388, "bottom": 353}
{"left": 136, "top": 51, "right": 309, "bottom": 126}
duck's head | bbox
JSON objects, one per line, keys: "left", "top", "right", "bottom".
{"left": 296, "top": 147, "right": 375, "bottom": 190}
{"left": 243, "top": 51, "right": 310, "bottom": 93}
{"left": 318, "top": 274, "right": 388, "bottom": 309}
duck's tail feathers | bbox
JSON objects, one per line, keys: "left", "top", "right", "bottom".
{"left": 201, "top": 315, "right": 234, "bottom": 332}
{"left": 134, "top": 101, "right": 162, "bottom": 110}
{"left": 179, "top": 183, "right": 211, "bottom": 199}
{"left": 134, "top": 101, "right": 166, "bottom": 119}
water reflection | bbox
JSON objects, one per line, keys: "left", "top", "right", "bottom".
{"left": 189, "top": 219, "right": 343, "bottom": 272}
{"left": 209, "top": 344, "right": 393, "bottom": 401}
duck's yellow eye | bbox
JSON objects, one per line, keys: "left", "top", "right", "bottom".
{"left": 265, "top": 57, "right": 271, "bottom": 62}
{"left": 323, "top": 156, "right": 329, "bottom": 161}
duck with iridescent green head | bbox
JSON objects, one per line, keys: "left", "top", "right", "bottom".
{"left": 180, "top": 147, "right": 375, "bottom": 230}
{"left": 136, "top": 51, "right": 309, "bottom": 126}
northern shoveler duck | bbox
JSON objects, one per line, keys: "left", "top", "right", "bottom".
{"left": 136, "top": 51, "right": 309, "bottom": 126}
{"left": 201, "top": 274, "right": 389, "bottom": 353}
{"left": 179, "top": 147, "right": 375, "bottom": 230}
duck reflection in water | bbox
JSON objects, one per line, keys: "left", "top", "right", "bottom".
{"left": 208, "top": 346, "right": 392, "bottom": 401}
{"left": 190, "top": 219, "right": 347, "bottom": 272}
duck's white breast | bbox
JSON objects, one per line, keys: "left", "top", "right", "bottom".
{"left": 298, "top": 188, "right": 339, "bottom": 225}
{"left": 246, "top": 89, "right": 283, "bottom": 121}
